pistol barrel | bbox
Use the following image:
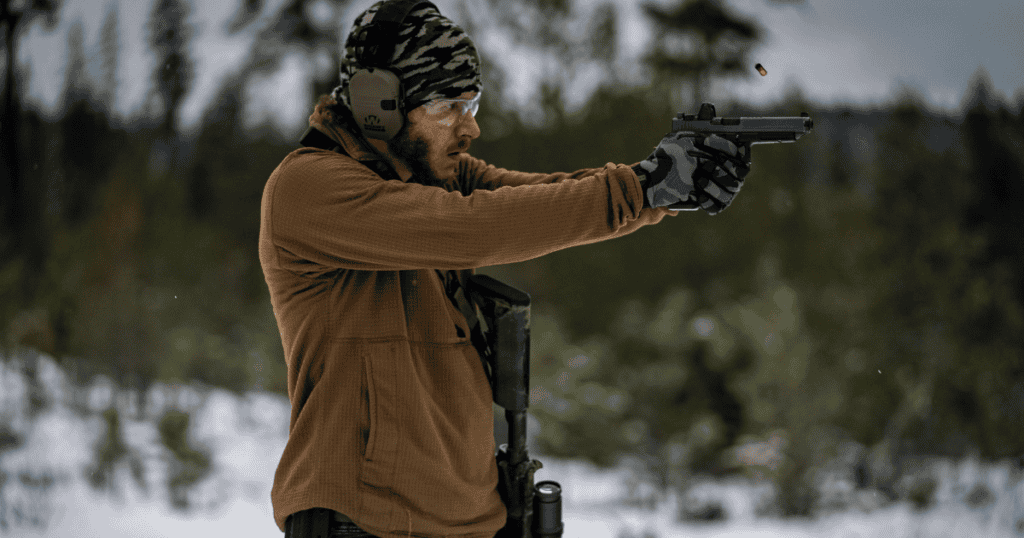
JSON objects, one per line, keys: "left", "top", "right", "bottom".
{"left": 672, "top": 115, "right": 814, "bottom": 144}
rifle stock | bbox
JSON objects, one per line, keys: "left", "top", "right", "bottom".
{"left": 466, "top": 274, "right": 562, "bottom": 538}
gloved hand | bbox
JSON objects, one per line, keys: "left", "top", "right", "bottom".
{"left": 632, "top": 133, "right": 751, "bottom": 215}
{"left": 689, "top": 135, "right": 751, "bottom": 215}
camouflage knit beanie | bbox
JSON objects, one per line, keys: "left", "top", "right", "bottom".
{"left": 330, "top": 0, "right": 483, "bottom": 115}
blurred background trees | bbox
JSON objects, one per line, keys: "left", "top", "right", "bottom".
{"left": 1, "top": 0, "right": 62, "bottom": 355}
{"left": 1, "top": 0, "right": 1022, "bottom": 522}
{"left": 641, "top": 0, "right": 759, "bottom": 107}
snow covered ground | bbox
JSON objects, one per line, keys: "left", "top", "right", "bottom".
{"left": 1, "top": 353, "right": 1022, "bottom": 538}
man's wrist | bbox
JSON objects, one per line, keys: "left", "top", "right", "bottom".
{"left": 630, "top": 163, "right": 647, "bottom": 185}
{"left": 630, "top": 164, "right": 652, "bottom": 209}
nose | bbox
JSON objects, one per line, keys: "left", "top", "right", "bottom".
{"left": 459, "top": 111, "right": 481, "bottom": 140}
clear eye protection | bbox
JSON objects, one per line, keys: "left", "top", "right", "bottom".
{"left": 424, "top": 93, "right": 481, "bottom": 118}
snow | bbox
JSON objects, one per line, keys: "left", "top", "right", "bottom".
{"left": 1, "top": 353, "right": 1022, "bottom": 538}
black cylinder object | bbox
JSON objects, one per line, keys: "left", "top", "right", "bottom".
{"left": 532, "top": 481, "right": 563, "bottom": 538}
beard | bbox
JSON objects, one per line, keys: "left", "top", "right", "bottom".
{"left": 386, "top": 123, "right": 450, "bottom": 189}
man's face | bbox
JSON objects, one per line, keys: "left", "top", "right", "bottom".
{"left": 386, "top": 91, "right": 481, "bottom": 188}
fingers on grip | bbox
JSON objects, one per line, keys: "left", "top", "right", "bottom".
{"left": 702, "top": 135, "right": 738, "bottom": 155}
{"left": 679, "top": 136, "right": 753, "bottom": 215}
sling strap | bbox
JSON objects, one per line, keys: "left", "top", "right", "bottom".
{"left": 299, "top": 126, "right": 346, "bottom": 155}
{"left": 438, "top": 270, "right": 494, "bottom": 389}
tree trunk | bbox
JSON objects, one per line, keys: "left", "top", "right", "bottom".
{"left": 1, "top": 7, "right": 23, "bottom": 257}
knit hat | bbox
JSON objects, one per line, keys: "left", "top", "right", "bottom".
{"left": 330, "top": 1, "right": 483, "bottom": 115}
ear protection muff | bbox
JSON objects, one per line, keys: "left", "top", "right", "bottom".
{"left": 349, "top": 68, "right": 402, "bottom": 140}
{"left": 349, "top": 0, "right": 438, "bottom": 141}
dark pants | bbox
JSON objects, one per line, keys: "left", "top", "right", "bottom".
{"left": 284, "top": 508, "right": 379, "bottom": 538}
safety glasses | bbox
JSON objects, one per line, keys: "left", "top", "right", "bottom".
{"left": 423, "top": 92, "right": 481, "bottom": 118}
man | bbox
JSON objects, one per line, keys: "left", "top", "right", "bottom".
{"left": 259, "top": 1, "right": 750, "bottom": 537}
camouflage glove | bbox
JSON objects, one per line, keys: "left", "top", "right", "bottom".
{"left": 632, "top": 133, "right": 751, "bottom": 214}
{"left": 631, "top": 133, "right": 701, "bottom": 210}
{"left": 688, "top": 135, "right": 751, "bottom": 216}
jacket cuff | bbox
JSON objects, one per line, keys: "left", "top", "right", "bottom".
{"left": 628, "top": 163, "right": 650, "bottom": 209}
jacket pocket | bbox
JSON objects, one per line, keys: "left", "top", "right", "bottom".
{"left": 362, "top": 351, "right": 378, "bottom": 461}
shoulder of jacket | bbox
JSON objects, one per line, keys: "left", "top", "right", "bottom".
{"left": 282, "top": 147, "right": 371, "bottom": 173}
{"left": 270, "top": 148, "right": 381, "bottom": 192}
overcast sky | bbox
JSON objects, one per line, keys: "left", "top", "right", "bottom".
{"left": 13, "top": 0, "right": 1024, "bottom": 133}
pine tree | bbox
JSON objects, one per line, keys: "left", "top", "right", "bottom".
{"left": 640, "top": 0, "right": 758, "bottom": 107}
{"left": 148, "top": 0, "right": 193, "bottom": 138}
{"left": 98, "top": 3, "right": 120, "bottom": 115}
{"left": 0, "top": 0, "right": 61, "bottom": 348}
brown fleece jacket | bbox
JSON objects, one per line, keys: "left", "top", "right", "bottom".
{"left": 260, "top": 108, "right": 677, "bottom": 538}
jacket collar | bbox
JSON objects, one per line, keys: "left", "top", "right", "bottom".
{"left": 308, "top": 102, "right": 400, "bottom": 180}
{"left": 332, "top": 121, "right": 381, "bottom": 163}
{"left": 335, "top": 125, "right": 401, "bottom": 181}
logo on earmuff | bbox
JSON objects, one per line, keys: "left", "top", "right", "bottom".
{"left": 363, "top": 114, "right": 385, "bottom": 133}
